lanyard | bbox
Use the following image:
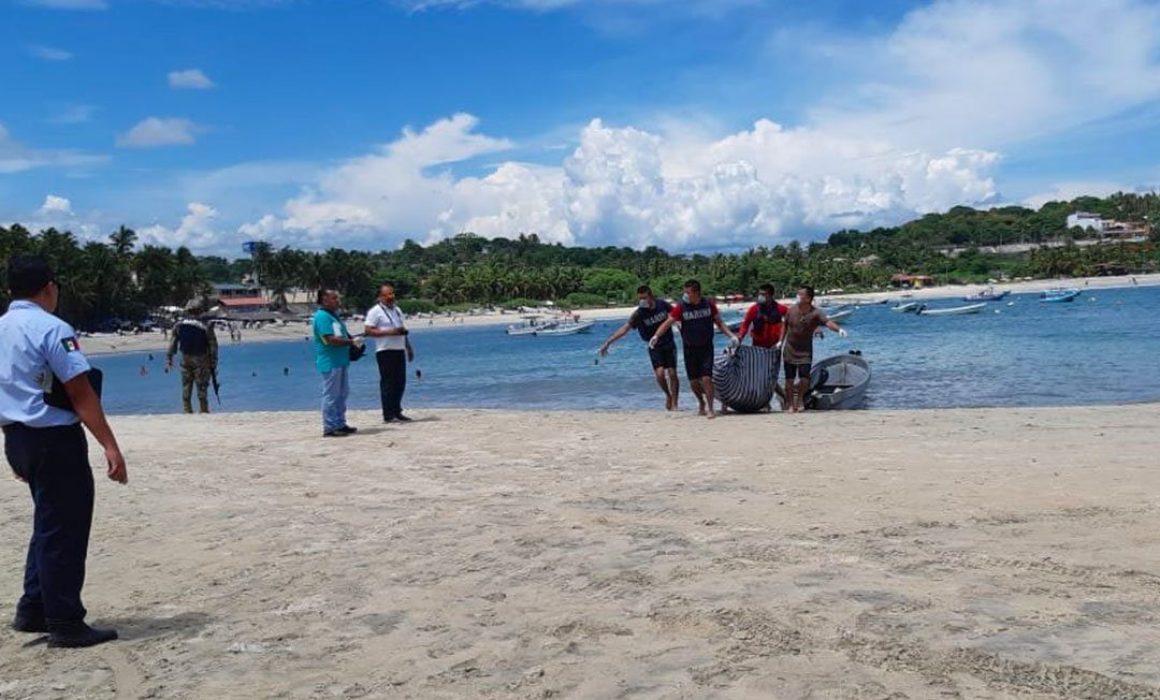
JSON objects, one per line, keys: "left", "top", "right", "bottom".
{"left": 378, "top": 303, "right": 402, "bottom": 327}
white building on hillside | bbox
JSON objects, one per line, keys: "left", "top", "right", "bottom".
{"left": 1067, "top": 211, "right": 1105, "bottom": 232}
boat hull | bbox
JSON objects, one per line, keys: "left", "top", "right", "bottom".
{"left": 1040, "top": 289, "right": 1080, "bottom": 303}
{"left": 806, "top": 352, "right": 871, "bottom": 410}
{"left": 963, "top": 290, "right": 1009, "bottom": 302}
{"left": 534, "top": 321, "right": 595, "bottom": 336}
{"left": 916, "top": 302, "right": 986, "bottom": 316}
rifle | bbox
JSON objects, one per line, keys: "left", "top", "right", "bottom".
{"left": 211, "top": 367, "right": 222, "bottom": 406}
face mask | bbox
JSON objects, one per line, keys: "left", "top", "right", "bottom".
{"left": 638, "top": 299, "right": 650, "bottom": 309}
{"left": 681, "top": 293, "right": 691, "bottom": 304}
{"left": 797, "top": 295, "right": 808, "bottom": 304}
{"left": 757, "top": 294, "right": 768, "bottom": 304}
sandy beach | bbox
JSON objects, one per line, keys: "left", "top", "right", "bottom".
{"left": 2, "top": 405, "right": 1159, "bottom": 698}
{"left": 80, "top": 272, "right": 1160, "bottom": 358}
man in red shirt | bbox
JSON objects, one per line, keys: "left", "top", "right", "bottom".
{"left": 737, "top": 284, "right": 790, "bottom": 411}
{"left": 738, "top": 284, "right": 788, "bottom": 349}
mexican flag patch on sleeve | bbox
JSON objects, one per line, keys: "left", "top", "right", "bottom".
{"left": 61, "top": 337, "right": 81, "bottom": 352}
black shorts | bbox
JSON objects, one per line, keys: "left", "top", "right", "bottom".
{"left": 648, "top": 345, "right": 677, "bottom": 370}
{"left": 784, "top": 361, "right": 811, "bottom": 380}
{"left": 683, "top": 344, "right": 714, "bottom": 380}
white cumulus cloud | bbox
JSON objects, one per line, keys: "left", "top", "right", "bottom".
{"left": 802, "top": 0, "right": 1160, "bottom": 151}
{"left": 139, "top": 202, "right": 225, "bottom": 248}
{"left": 117, "top": 117, "right": 199, "bottom": 148}
{"left": 39, "top": 195, "right": 74, "bottom": 215}
{"left": 168, "top": 69, "right": 215, "bottom": 90}
{"left": 241, "top": 113, "right": 997, "bottom": 252}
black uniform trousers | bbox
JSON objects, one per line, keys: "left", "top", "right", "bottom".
{"left": 3, "top": 422, "right": 94, "bottom": 623}
{"left": 375, "top": 349, "right": 407, "bottom": 420}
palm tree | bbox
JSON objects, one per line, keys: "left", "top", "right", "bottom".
{"left": 109, "top": 226, "right": 137, "bottom": 259}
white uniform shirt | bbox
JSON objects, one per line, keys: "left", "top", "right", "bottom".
{"left": 0, "top": 301, "right": 92, "bottom": 427}
{"left": 365, "top": 303, "right": 407, "bottom": 352}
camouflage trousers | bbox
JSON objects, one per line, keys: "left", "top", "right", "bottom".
{"left": 181, "top": 355, "right": 214, "bottom": 413}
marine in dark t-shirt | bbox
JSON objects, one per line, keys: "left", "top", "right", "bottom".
{"left": 631, "top": 299, "right": 674, "bottom": 348}
{"left": 669, "top": 297, "right": 718, "bottom": 348}
{"left": 647, "top": 280, "right": 740, "bottom": 419}
{"left": 598, "top": 287, "right": 681, "bottom": 411}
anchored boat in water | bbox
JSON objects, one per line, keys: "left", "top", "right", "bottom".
{"left": 916, "top": 302, "right": 987, "bottom": 316}
{"left": 822, "top": 305, "right": 855, "bottom": 322}
{"left": 1040, "top": 288, "right": 1081, "bottom": 303}
{"left": 505, "top": 315, "right": 550, "bottom": 336}
{"left": 533, "top": 319, "right": 595, "bottom": 336}
{"left": 963, "top": 287, "right": 1010, "bottom": 302}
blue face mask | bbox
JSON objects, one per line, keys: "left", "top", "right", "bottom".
{"left": 757, "top": 294, "right": 768, "bottom": 304}
{"left": 638, "top": 299, "right": 650, "bottom": 309}
{"left": 681, "top": 293, "right": 691, "bottom": 304}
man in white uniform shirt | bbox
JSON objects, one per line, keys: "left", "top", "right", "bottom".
{"left": 364, "top": 284, "right": 415, "bottom": 422}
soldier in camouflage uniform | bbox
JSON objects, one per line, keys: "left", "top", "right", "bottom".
{"left": 166, "top": 311, "right": 219, "bottom": 413}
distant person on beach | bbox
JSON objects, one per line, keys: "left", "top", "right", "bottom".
{"left": 649, "top": 279, "right": 740, "bottom": 419}
{"left": 598, "top": 285, "right": 680, "bottom": 410}
{"left": 737, "top": 284, "right": 790, "bottom": 409}
{"left": 781, "top": 285, "right": 848, "bottom": 413}
{"left": 364, "top": 284, "right": 415, "bottom": 423}
{"left": 166, "top": 308, "right": 219, "bottom": 414}
{"left": 0, "top": 255, "right": 128, "bottom": 648}
{"left": 313, "top": 289, "right": 361, "bottom": 437}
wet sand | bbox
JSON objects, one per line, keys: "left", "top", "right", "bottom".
{"left": 2, "top": 404, "right": 1159, "bottom": 698}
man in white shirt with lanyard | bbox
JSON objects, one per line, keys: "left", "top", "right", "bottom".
{"left": 364, "top": 284, "right": 415, "bottom": 422}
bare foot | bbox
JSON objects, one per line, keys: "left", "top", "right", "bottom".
{"left": 706, "top": 409, "right": 716, "bottom": 420}
{"left": 698, "top": 403, "right": 707, "bottom": 416}
{"left": 665, "top": 395, "right": 674, "bottom": 411}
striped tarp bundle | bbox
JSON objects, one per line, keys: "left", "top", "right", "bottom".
{"left": 712, "top": 345, "right": 780, "bottom": 413}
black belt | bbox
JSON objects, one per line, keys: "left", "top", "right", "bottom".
{"left": 2, "top": 422, "right": 82, "bottom": 434}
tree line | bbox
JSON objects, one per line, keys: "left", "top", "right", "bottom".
{"left": 3, "top": 192, "right": 1158, "bottom": 328}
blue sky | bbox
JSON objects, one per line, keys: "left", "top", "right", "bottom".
{"left": 2, "top": 0, "right": 1159, "bottom": 255}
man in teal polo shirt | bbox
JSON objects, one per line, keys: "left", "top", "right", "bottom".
{"left": 312, "top": 289, "right": 362, "bottom": 437}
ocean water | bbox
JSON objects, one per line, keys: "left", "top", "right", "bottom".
{"left": 93, "top": 286, "right": 1160, "bottom": 415}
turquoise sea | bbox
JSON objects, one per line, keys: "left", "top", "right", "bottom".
{"left": 92, "top": 286, "right": 1160, "bottom": 415}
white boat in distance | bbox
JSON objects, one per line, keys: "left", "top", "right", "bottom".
{"left": 891, "top": 301, "right": 920, "bottom": 313}
{"left": 534, "top": 320, "right": 596, "bottom": 336}
{"left": 505, "top": 315, "right": 550, "bottom": 336}
{"left": 916, "top": 302, "right": 987, "bottom": 316}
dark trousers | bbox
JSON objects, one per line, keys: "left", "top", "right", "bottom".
{"left": 3, "top": 423, "right": 94, "bottom": 623}
{"left": 376, "top": 349, "right": 407, "bottom": 419}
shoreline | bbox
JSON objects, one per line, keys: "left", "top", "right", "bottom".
{"left": 80, "top": 271, "right": 1160, "bottom": 357}
{"left": 3, "top": 403, "right": 1159, "bottom": 697}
